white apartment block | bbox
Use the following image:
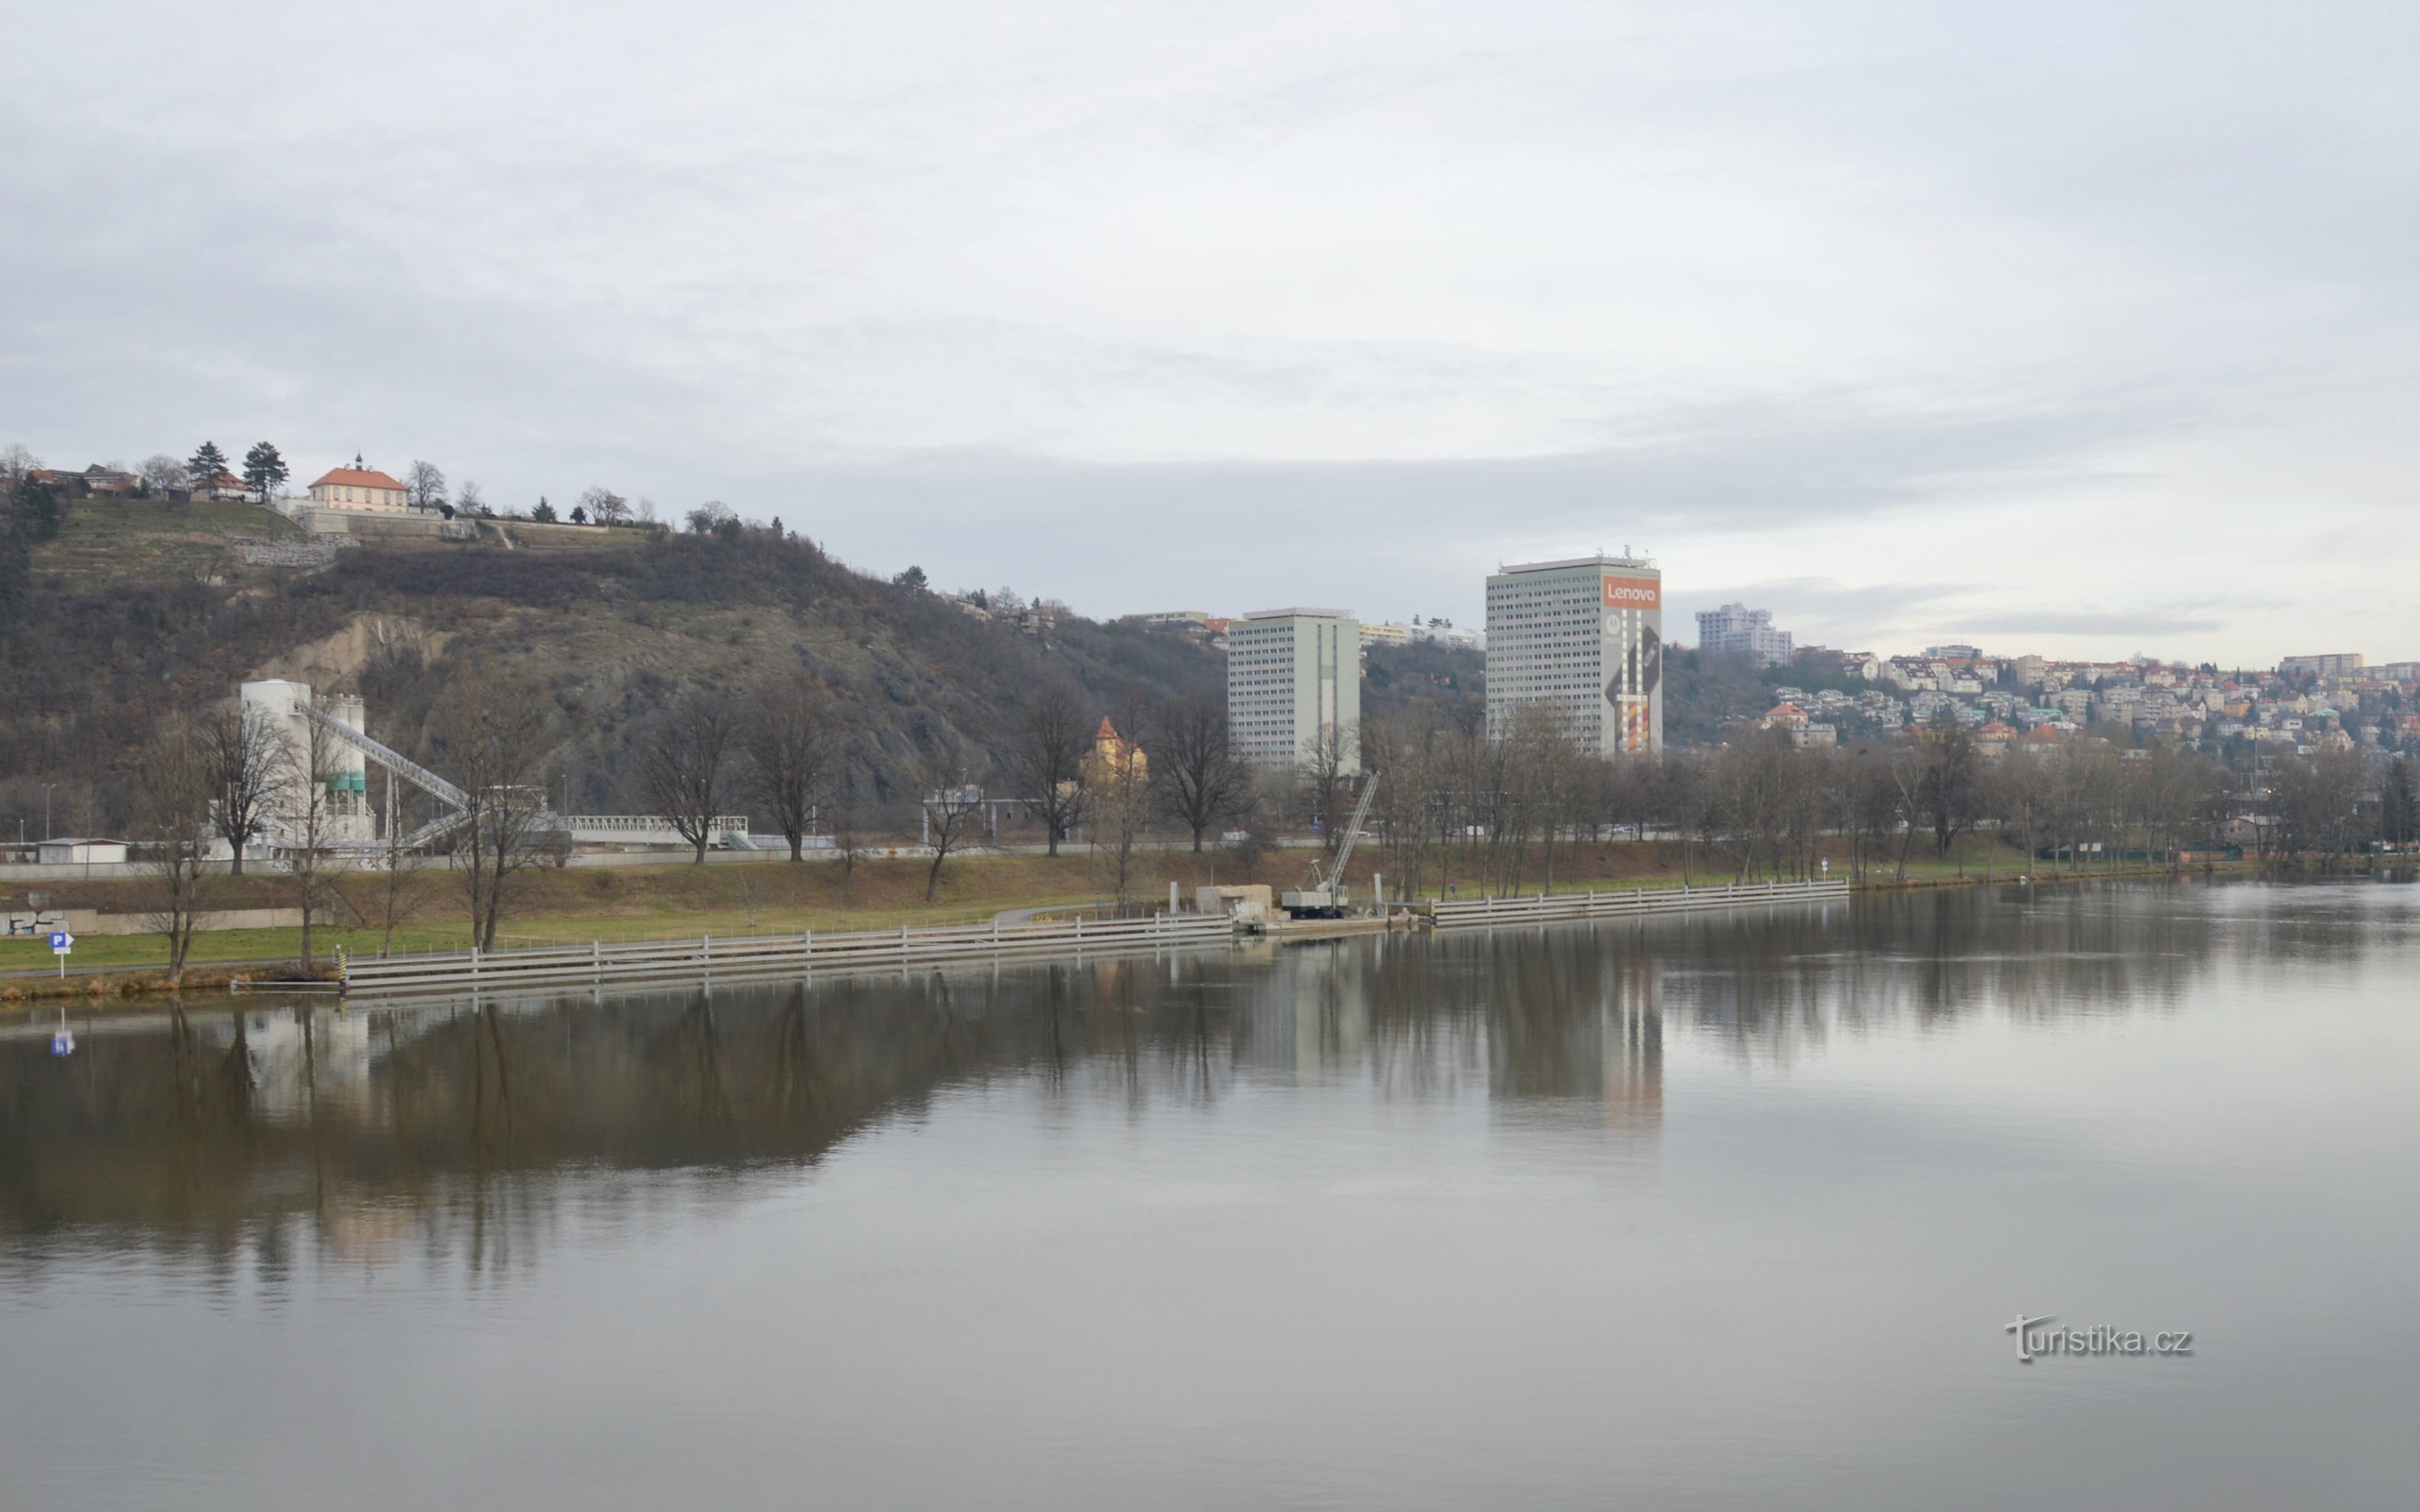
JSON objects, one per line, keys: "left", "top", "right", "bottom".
{"left": 1695, "top": 602, "right": 1793, "bottom": 668}
{"left": 1226, "top": 609, "right": 1361, "bottom": 771}
{"left": 1485, "top": 555, "right": 1664, "bottom": 755}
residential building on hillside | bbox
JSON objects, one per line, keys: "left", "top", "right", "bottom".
{"left": 1408, "top": 620, "right": 1484, "bottom": 651}
{"left": 1696, "top": 602, "right": 1793, "bottom": 667}
{"left": 1485, "top": 554, "right": 1663, "bottom": 755}
{"left": 1227, "top": 608, "right": 1360, "bottom": 771}
{"left": 306, "top": 455, "right": 409, "bottom": 512}
{"left": 2280, "top": 653, "right": 2362, "bottom": 678}
{"left": 195, "top": 468, "right": 256, "bottom": 503}
{"left": 29, "top": 464, "right": 139, "bottom": 496}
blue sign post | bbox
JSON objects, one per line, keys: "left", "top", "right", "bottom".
{"left": 49, "top": 929, "right": 73, "bottom": 981}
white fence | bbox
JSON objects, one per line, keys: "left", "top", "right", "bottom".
{"left": 338, "top": 911, "right": 1233, "bottom": 998}
{"left": 564, "top": 815, "right": 752, "bottom": 846}
{"left": 1427, "top": 878, "right": 1849, "bottom": 929}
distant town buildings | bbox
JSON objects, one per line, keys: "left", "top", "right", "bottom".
{"left": 1227, "top": 609, "right": 1361, "bottom": 771}
{"left": 1485, "top": 554, "right": 1663, "bottom": 755}
{"left": 306, "top": 456, "right": 409, "bottom": 512}
{"left": 2280, "top": 653, "right": 2362, "bottom": 679}
{"left": 1696, "top": 602, "right": 1794, "bottom": 668}
{"left": 1392, "top": 618, "right": 1484, "bottom": 651}
{"left": 1737, "top": 641, "right": 2420, "bottom": 757}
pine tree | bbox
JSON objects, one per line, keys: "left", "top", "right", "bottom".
{"left": 186, "top": 440, "right": 230, "bottom": 489}
{"left": 241, "top": 441, "right": 288, "bottom": 502}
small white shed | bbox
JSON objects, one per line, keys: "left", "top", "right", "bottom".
{"left": 36, "top": 838, "right": 129, "bottom": 865}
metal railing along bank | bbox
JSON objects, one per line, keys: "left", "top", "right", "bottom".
{"left": 1426, "top": 878, "right": 1849, "bottom": 928}
{"left": 337, "top": 911, "right": 1233, "bottom": 997}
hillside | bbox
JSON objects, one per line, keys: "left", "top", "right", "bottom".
{"left": 0, "top": 496, "right": 1765, "bottom": 840}
{"left": 0, "top": 500, "right": 1225, "bottom": 835}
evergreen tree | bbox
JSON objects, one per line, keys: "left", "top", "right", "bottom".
{"left": 186, "top": 440, "right": 230, "bottom": 487}
{"left": 12, "top": 479, "right": 63, "bottom": 541}
{"left": 241, "top": 440, "right": 288, "bottom": 501}
{"left": 531, "top": 497, "right": 558, "bottom": 523}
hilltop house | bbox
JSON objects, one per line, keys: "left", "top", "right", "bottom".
{"left": 306, "top": 455, "right": 409, "bottom": 512}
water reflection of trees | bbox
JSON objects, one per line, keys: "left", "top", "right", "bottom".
{"left": 1, "top": 880, "right": 2385, "bottom": 1272}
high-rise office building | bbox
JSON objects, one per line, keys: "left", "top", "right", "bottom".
{"left": 1227, "top": 608, "right": 1361, "bottom": 770}
{"left": 1695, "top": 602, "right": 1793, "bottom": 668}
{"left": 1484, "top": 555, "right": 1663, "bottom": 755}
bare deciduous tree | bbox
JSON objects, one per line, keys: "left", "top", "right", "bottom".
{"left": 207, "top": 703, "right": 290, "bottom": 877}
{"left": 2269, "top": 747, "right": 2365, "bottom": 861}
{"left": 372, "top": 766, "right": 423, "bottom": 955}
{"left": 578, "top": 486, "right": 631, "bottom": 525}
{"left": 1300, "top": 722, "right": 1357, "bottom": 866}
{"left": 909, "top": 745, "right": 990, "bottom": 902}
{"left": 833, "top": 796, "right": 865, "bottom": 908}
{"left": 1912, "top": 713, "right": 1981, "bottom": 858}
{"left": 1006, "top": 680, "right": 1091, "bottom": 856}
{"left": 139, "top": 455, "right": 189, "bottom": 495}
{"left": 135, "top": 717, "right": 219, "bottom": 986}
{"left": 406, "top": 459, "right": 447, "bottom": 512}
{"left": 1150, "top": 695, "right": 1252, "bottom": 852}
{"left": 1361, "top": 711, "right": 1446, "bottom": 902}
{"left": 639, "top": 689, "right": 740, "bottom": 864}
{"left": 429, "top": 667, "right": 551, "bottom": 950}
{"left": 280, "top": 712, "right": 356, "bottom": 969}
{"left": 743, "top": 676, "right": 837, "bottom": 861}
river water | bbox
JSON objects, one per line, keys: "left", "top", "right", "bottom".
{"left": 4, "top": 880, "right": 2416, "bottom": 1509}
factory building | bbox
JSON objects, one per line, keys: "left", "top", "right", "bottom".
{"left": 236, "top": 679, "right": 380, "bottom": 853}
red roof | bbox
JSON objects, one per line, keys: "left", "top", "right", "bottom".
{"left": 309, "top": 466, "right": 406, "bottom": 491}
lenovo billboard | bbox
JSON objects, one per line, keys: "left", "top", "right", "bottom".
{"left": 1601, "top": 576, "right": 1661, "bottom": 610}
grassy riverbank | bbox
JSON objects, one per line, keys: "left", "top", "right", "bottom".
{"left": 0, "top": 836, "right": 2312, "bottom": 1002}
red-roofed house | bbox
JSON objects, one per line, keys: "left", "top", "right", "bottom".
{"left": 196, "top": 468, "right": 257, "bottom": 503}
{"left": 1760, "top": 702, "right": 1809, "bottom": 729}
{"left": 307, "top": 455, "right": 409, "bottom": 512}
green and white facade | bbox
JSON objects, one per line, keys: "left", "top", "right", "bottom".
{"left": 1227, "top": 608, "right": 1361, "bottom": 772}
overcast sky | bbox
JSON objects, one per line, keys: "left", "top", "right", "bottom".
{"left": 5, "top": 0, "right": 2414, "bottom": 664}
